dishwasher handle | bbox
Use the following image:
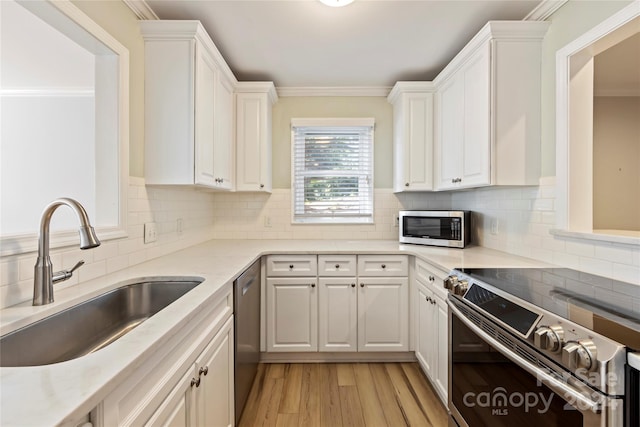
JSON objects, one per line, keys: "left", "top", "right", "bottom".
{"left": 241, "top": 277, "right": 256, "bottom": 296}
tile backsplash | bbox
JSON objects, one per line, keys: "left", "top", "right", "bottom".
{"left": 451, "top": 177, "right": 640, "bottom": 285}
{"left": 2, "top": 176, "right": 638, "bottom": 309}
{"left": 0, "top": 177, "right": 216, "bottom": 308}
{"left": 208, "top": 189, "right": 451, "bottom": 240}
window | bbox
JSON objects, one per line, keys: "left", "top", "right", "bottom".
{"left": 291, "top": 118, "right": 374, "bottom": 224}
{"left": 0, "top": 0, "right": 129, "bottom": 255}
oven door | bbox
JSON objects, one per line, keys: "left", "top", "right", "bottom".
{"left": 448, "top": 298, "right": 624, "bottom": 427}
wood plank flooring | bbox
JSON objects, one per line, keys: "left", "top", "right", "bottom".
{"left": 238, "top": 363, "right": 449, "bottom": 427}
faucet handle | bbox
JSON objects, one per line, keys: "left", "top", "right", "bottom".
{"left": 52, "top": 260, "right": 85, "bottom": 284}
{"left": 68, "top": 260, "right": 85, "bottom": 273}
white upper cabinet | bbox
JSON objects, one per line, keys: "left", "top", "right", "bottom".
{"left": 388, "top": 82, "right": 435, "bottom": 192}
{"left": 235, "top": 83, "right": 278, "bottom": 192}
{"left": 434, "top": 21, "right": 550, "bottom": 190}
{"left": 141, "top": 21, "right": 236, "bottom": 190}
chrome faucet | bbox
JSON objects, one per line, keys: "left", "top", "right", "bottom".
{"left": 33, "top": 198, "right": 101, "bottom": 305}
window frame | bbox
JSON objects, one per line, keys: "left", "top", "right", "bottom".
{"left": 0, "top": 0, "right": 129, "bottom": 256}
{"left": 290, "top": 117, "right": 375, "bottom": 225}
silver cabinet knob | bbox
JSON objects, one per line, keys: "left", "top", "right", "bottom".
{"left": 351, "top": 283, "right": 356, "bottom": 288}
{"left": 335, "top": 264, "right": 340, "bottom": 269}
{"left": 260, "top": 184, "right": 265, "bottom": 188}
{"left": 289, "top": 265, "right": 294, "bottom": 269}
{"left": 311, "top": 283, "right": 316, "bottom": 288}
{"left": 191, "top": 377, "right": 201, "bottom": 388}
{"left": 360, "top": 283, "right": 365, "bottom": 288}
{"left": 199, "top": 366, "right": 208, "bottom": 376}
{"left": 405, "top": 182, "right": 409, "bottom": 187}
{"left": 381, "top": 264, "right": 386, "bottom": 269}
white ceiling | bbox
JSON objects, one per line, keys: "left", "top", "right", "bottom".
{"left": 144, "top": 0, "right": 544, "bottom": 88}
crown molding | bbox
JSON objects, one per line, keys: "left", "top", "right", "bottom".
{"left": 524, "top": 0, "right": 568, "bottom": 21}
{"left": 122, "top": 0, "right": 158, "bottom": 20}
{"left": 276, "top": 86, "right": 392, "bottom": 97}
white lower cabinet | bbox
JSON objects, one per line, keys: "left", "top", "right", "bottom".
{"left": 414, "top": 259, "right": 449, "bottom": 404}
{"left": 318, "top": 278, "right": 357, "bottom": 351}
{"left": 267, "top": 254, "right": 409, "bottom": 354}
{"left": 147, "top": 317, "right": 234, "bottom": 427}
{"left": 100, "top": 290, "right": 234, "bottom": 427}
{"left": 266, "top": 277, "right": 318, "bottom": 352}
{"left": 357, "top": 277, "right": 409, "bottom": 351}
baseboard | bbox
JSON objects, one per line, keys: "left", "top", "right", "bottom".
{"left": 259, "top": 351, "right": 417, "bottom": 363}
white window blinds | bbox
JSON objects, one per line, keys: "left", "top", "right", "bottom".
{"left": 291, "top": 118, "right": 374, "bottom": 223}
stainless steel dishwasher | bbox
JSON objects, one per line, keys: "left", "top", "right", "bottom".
{"left": 234, "top": 259, "right": 261, "bottom": 424}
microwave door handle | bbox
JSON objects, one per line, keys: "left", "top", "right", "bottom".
{"left": 448, "top": 300, "right": 602, "bottom": 414}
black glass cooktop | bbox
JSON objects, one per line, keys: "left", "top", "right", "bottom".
{"left": 456, "top": 267, "right": 640, "bottom": 349}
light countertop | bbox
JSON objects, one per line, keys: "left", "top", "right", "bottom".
{"left": 0, "top": 240, "right": 547, "bottom": 425}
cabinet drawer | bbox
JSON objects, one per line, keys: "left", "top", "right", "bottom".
{"left": 415, "top": 258, "right": 449, "bottom": 300}
{"left": 266, "top": 255, "right": 317, "bottom": 277}
{"left": 357, "top": 255, "right": 408, "bottom": 276}
{"left": 318, "top": 255, "right": 357, "bottom": 276}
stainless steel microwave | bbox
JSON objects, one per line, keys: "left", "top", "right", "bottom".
{"left": 399, "top": 210, "right": 470, "bottom": 248}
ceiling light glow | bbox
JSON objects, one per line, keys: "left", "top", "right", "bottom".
{"left": 319, "top": 0, "right": 354, "bottom": 7}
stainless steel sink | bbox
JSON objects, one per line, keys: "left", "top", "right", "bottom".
{"left": 0, "top": 279, "right": 203, "bottom": 367}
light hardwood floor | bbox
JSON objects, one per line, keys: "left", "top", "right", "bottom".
{"left": 238, "top": 362, "right": 449, "bottom": 427}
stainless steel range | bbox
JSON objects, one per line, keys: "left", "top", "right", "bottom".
{"left": 445, "top": 267, "right": 640, "bottom": 427}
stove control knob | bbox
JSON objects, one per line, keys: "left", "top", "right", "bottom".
{"left": 562, "top": 340, "right": 597, "bottom": 372}
{"left": 454, "top": 279, "right": 469, "bottom": 296}
{"left": 534, "top": 325, "right": 564, "bottom": 353}
{"left": 444, "top": 275, "right": 458, "bottom": 291}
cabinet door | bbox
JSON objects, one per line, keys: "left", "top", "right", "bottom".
{"left": 394, "top": 92, "right": 434, "bottom": 192}
{"left": 436, "top": 74, "right": 464, "bottom": 190}
{"left": 435, "top": 296, "right": 449, "bottom": 403}
{"left": 318, "top": 278, "right": 357, "bottom": 351}
{"left": 145, "top": 368, "right": 194, "bottom": 427}
{"left": 357, "top": 277, "right": 409, "bottom": 351}
{"left": 415, "top": 285, "right": 435, "bottom": 378}
{"left": 460, "top": 43, "right": 491, "bottom": 188}
{"left": 194, "top": 45, "right": 217, "bottom": 187}
{"left": 195, "top": 317, "right": 234, "bottom": 427}
{"left": 236, "top": 93, "right": 270, "bottom": 192}
{"left": 213, "top": 73, "right": 234, "bottom": 190}
{"left": 266, "top": 278, "right": 318, "bottom": 352}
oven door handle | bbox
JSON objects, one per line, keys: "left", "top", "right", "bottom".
{"left": 448, "top": 300, "right": 602, "bottom": 414}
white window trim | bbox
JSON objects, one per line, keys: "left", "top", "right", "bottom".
{"left": 290, "top": 118, "right": 375, "bottom": 225}
{"left": 554, "top": 1, "right": 640, "bottom": 247}
{"left": 0, "top": 0, "right": 129, "bottom": 256}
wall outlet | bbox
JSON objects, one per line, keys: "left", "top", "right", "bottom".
{"left": 490, "top": 219, "right": 499, "bottom": 235}
{"left": 264, "top": 216, "right": 272, "bottom": 228}
{"left": 144, "top": 222, "right": 158, "bottom": 243}
{"left": 177, "top": 218, "right": 183, "bottom": 236}
{"left": 394, "top": 214, "right": 400, "bottom": 227}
